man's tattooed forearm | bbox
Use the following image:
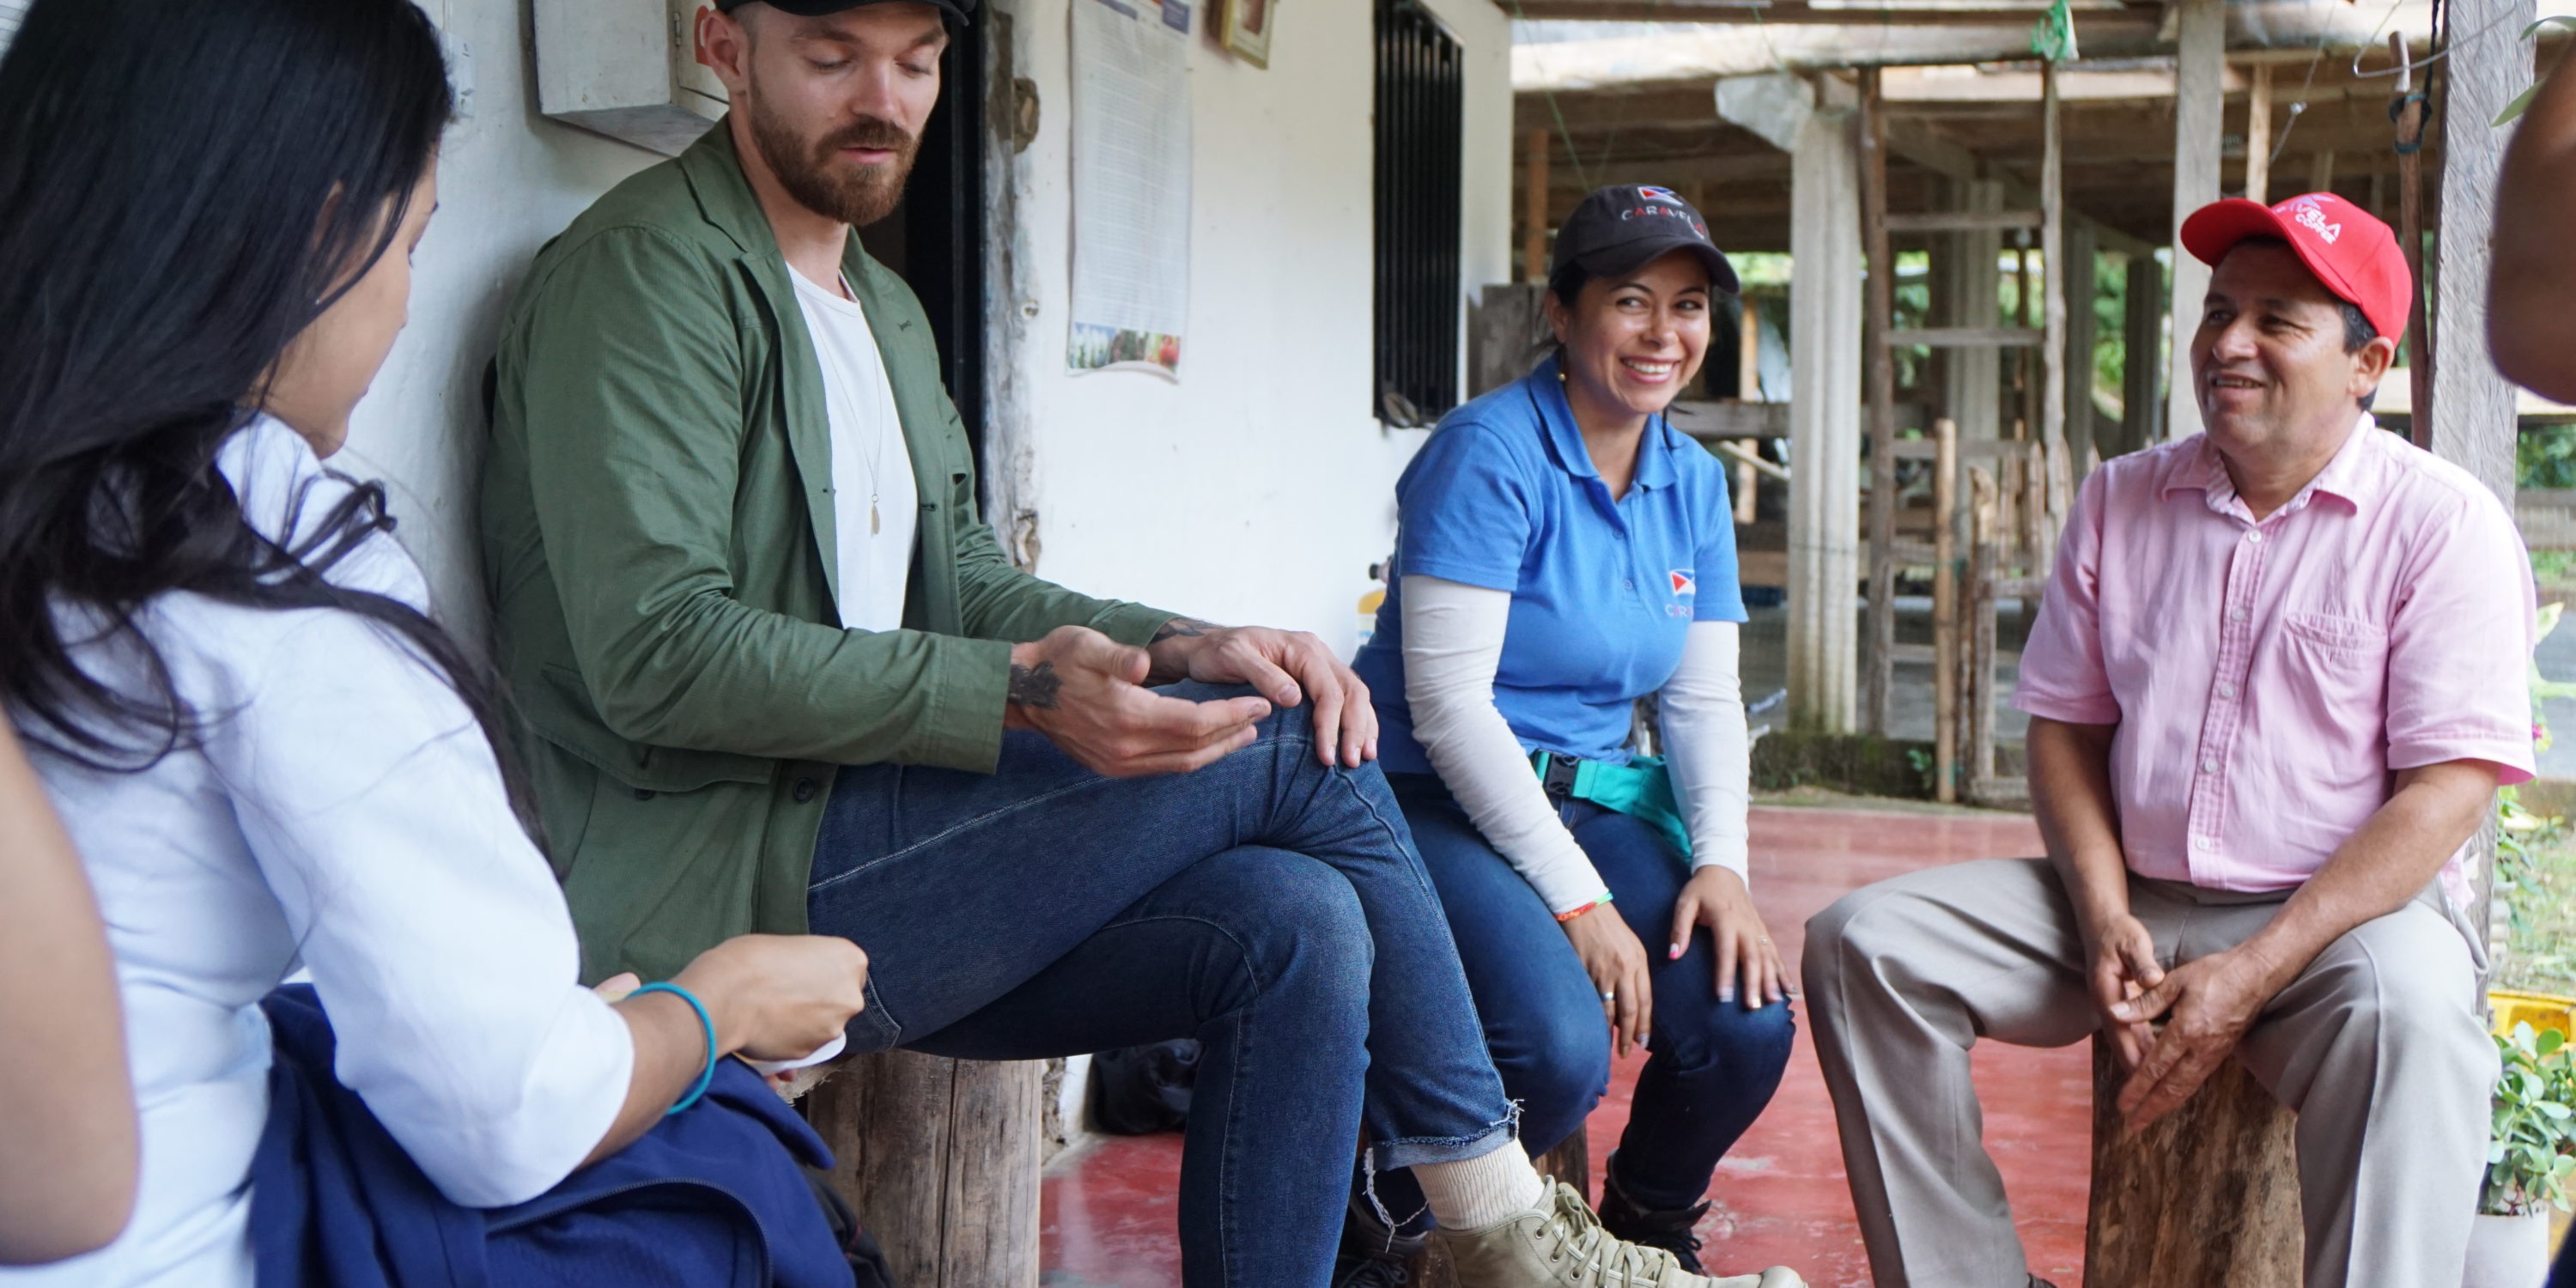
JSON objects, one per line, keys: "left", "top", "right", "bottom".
{"left": 1008, "top": 660, "right": 1062, "bottom": 709}
{"left": 1151, "top": 617, "right": 1219, "bottom": 645}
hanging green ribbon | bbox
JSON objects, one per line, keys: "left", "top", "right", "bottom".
{"left": 2028, "top": 0, "right": 2079, "bottom": 64}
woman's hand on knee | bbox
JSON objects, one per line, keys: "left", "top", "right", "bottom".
{"left": 1561, "top": 907, "right": 1653, "bottom": 1057}
{"left": 1668, "top": 866, "right": 1786, "bottom": 1010}
{"left": 674, "top": 934, "right": 871, "bottom": 1061}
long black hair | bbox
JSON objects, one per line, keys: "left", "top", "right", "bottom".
{"left": 0, "top": 0, "right": 533, "bottom": 826}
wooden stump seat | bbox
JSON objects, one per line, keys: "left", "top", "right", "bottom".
{"left": 801, "top": 1051, "right": 1046, "bottom": 1288}
{"left": 2083, "top": 1033, "right": 2302, "bottom": 1286}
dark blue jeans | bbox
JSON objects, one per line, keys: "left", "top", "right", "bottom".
{"left": 804, "top": 686, "right": 1514, "bottom": 1288}
{"left": 1378, "top": 771, "right": 1795, "bottom": 1216}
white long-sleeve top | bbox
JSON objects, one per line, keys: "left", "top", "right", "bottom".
{"left": 3, "top": 419, "right": 633, "bottom": 1288}
{"left": 1400, "top": 574, "right": 1753, "bottom": 916}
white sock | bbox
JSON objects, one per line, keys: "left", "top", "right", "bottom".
{"left": 1413, "top": 1142, "right": 1548, "bottom": 1231}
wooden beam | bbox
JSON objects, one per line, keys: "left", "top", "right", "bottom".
{"left": 1862, "top": 68, "right": 1900, "bottom": 736}
{"left": 1506, "top": 0, "right": 2153, "bottom": 25}
{"left": 2166, "top": 0, "right": 2225, "bottom": 443}
{"left": 1888, "top": 325, "right": 2047, "bottom": 347}
{"left": 2243, "top": 63, "right": 2273, "bottom": 203}
{"left": 2117, "top": 252, "right": 2164, "bottom": 453}
{"left": 2063, "top": 219, "right": 2101, "bottom": 474}
{"left": 1525, "top": 129, "right": 1551, "bottom": 284}
{"left": 2307, "top": 148, "right": 2336, "bottom": 197}
{"left": 1886, "top": 208, "right": 2043, "bottom": 232}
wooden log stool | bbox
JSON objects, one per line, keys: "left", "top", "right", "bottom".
{"left": 799, "top": 1051, "right": 1046, "bottom": 1288}
{"left": 2083, "top": 1033, "right": 2302, "bottom": 1286}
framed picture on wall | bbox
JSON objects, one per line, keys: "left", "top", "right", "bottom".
{"left": 1222, "top": 0, "right": 1273, "bottom": 67}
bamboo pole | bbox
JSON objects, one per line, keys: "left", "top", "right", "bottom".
{"left": 1525, "top": 128, "right": 1551, "bottom": 284}
{"left": 1967, "top": 466, "right": 2001, "bottom": 788}
{"left": 2244, "top": 64, "right": 2275, "bottom": 205}
{"left": 1933, "top": 416, "right": 1959, "bottom": 804}
{"left": 1860, "top": 68, "right": 1900, "bottom": 735}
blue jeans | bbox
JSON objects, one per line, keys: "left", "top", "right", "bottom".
{"left": 804, "top": 685, "right": 1514, "bottom": 1288}
{"left": 1378, "top": 771, "right": 1795, "bottom": 1215}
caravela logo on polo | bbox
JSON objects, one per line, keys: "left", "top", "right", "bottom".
{"left": 1669, "top": 568, "right": 1696, "bottom": 597}
{"left": 2285, "top": 197, "right": 2342, "bottom": 244}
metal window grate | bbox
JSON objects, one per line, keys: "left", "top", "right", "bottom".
{"left": 1373, "top": 0, "right": 1462, "bottom": 427}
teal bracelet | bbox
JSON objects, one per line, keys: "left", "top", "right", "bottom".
{"left": 630, "top": 981, "right": 718, "bottom": 1115}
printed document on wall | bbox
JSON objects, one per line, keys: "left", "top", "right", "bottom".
{"left": 1069, "top": 0, "right": 1190, "bottom": 378}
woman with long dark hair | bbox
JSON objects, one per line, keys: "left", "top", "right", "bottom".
{"left": 0, "top": 2, "right": 870, "bottom": 1284}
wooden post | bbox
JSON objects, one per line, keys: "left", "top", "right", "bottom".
{"left": 2166, "top": 0, "right": 2226, "bottom": 445}
{"left": 1860, "top": 67, "right": 1900, "bottom": 736}
{"left": 1966, "top": 466, "right": 2001, "bottom": 787}
{"left": 1933, "top": 417, "right": 1959, "bottom": 803}
{"left": 2118, "top": 253, "right": 2163, "bottom": 455}
{"left": 2063, "top": 221, "right": 2099, "bottom": 477}
{"left": 1524, "top": 128, "right": 1551, "bottom": 285}
{"left": 2433, "top": 0, "right": 2536, "bottom": 957}
{"left": 1738, "top": 294, "right": 1762, "bottom": 400}
{"left": 805, "top": 1053, "right": 1045, "bottom": 1288}
{"left": 2307, "top": 148, "right": 2336, "bottom": 197}
{"left": 1784, "top": 97, "right": 1865, "bottom": 734}
{"left": 2393, "top": 34, "right": 2433, "bottom": 447}
{"left": 2083, "top": 1036, "right": 2301, "bottom": 1285}
{"left": 2244, "top": 64, "right": 2275, "bottom": 205}
{"left": 2038, "top": 58, "right": 2071, "bottom": 567}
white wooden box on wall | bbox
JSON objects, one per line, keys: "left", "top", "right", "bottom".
{"left": 532, "top": 0, "right": 728, "bottom": 156}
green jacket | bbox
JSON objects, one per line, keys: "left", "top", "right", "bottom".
{"left": 482, "top": 125, "right": 1172, "bottom": 983}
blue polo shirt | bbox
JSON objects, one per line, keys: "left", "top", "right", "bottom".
{"left": 1354, "top": 356, "right": 1748, "bottom": 776}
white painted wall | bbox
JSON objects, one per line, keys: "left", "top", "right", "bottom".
{"left": 344, "top": 0, "right": 1510, "bottom": 664}
{"left": 337, "top": 3, "right": 661, "bottom": 641}
{"left": 997, "top": 0, "right": 1514, "bottom": 652}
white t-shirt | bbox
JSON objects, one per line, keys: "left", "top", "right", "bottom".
{"left": 788, "top": 264, "right": 917, "bottom": 632}
{"left": 3, "top": 418, "right": 632, "bottom": 1288}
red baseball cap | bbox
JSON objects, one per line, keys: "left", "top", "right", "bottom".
{"left": 2179, "top": 193, "right": 2411, "bottom": 344}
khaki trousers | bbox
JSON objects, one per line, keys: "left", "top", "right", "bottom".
{"left": 1801, "top": 858, "right": 2496, "bottom": 1288}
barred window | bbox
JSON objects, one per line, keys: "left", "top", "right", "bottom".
{"left": 1373, "top": 0, "right": 1463, "bottom": 427}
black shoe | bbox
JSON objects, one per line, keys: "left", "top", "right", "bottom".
{"left": 1334, "top": 1194, "right": 1427, "bottom": 1288}
{"left": 1594, "top": 1159, "right": 1710, "bottom": 1275}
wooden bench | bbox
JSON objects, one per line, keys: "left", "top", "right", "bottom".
{"left": 2082, "top": 1032, "right": 2301, "bottom": 1286}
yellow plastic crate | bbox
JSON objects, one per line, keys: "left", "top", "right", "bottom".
{"left": 2492, "top": 989, "right": 2576, "bottom": 1039}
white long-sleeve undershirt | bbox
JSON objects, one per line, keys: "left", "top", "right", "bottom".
{"left": 1400, "top": 574, "right": 1753, "bottom": 918}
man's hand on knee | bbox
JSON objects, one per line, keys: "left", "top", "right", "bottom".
{"left": 1005, "top": 625, "right": 1274, "bottom": 777}
{"left": 2108, "top": 946, "right": 2281, "bottom": 1131}
{"left": 2085, "top": 913, "right": 2165, "bottom": 1071}
{"left": 1142, "top": 618, "right": 1378, "bottom": 769}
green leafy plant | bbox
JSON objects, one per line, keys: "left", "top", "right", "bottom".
{"left": 2485, "top": 1022, "right": 2576, "bottom": 1216}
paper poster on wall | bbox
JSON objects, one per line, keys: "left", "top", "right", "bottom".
{"left": 1068, "top": 0, "right": 1191, "bottom": 379}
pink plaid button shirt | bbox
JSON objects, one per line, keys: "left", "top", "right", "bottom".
{"left": 2014, "top": 418, "right": 2537, "bottom": 896}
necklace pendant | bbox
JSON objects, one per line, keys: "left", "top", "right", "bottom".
{"left": 871, "top": 499, "right": 881, "bottom": 535}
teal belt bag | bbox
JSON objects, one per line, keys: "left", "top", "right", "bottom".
{"left": 1531, "top": 750, "right": 1693, "bottom": 865}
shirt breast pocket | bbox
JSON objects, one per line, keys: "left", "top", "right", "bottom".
{"left": 2276, "top": 610, "right": 2390, "bottom": 714}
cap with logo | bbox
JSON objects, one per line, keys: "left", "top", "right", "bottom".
{"left": 715, "top": 0, "right": 975, "bottom": 21}
{"left": 2178, "top": 192, "right": 2410, "bottom": 344}
{"left": 1550, "top": 184, "right": 1741, "bottom": 295}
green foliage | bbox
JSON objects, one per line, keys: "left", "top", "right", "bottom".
{"left": 2536, "top": 550, "right": 2576, "bottom": 588}
{"left": 2522, "top": 424, "right": 2576, "bottom": 490}
{"left": 2487, "top": 1022, "right": 2576, "bottom": 1215}
{"left": 2498, "top": 605, "right": 2576, "bottom": 995}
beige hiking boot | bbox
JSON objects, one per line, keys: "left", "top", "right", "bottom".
{"left": 1434, "top": 1180, "right": 1807, "bottom": 1288}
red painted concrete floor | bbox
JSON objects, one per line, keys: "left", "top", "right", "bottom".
{"left": 1042, "top": 803, "right": 2089, "bottom": 1288}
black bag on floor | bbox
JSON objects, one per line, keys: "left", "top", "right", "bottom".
{"left": 1086, "top": 1040, "right": 1202, "bottom": 1135}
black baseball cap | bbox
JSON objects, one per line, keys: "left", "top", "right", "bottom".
{"left": 716, "top": 0, "right": 975, "bottom": 21}
{"left": 1551, "top": 185, "right": 1739, "bottom": 295}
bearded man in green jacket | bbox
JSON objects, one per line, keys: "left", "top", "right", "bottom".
{"left": 479, "top": 3, "right": 1807, "bottom": 1286}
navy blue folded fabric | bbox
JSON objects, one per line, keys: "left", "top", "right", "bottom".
{"left": 250, "top": 984, "right": 855, "bottom": 1288}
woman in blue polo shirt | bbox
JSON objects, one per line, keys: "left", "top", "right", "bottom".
{"left": 1344, "top": 185, "right": 1791, "bottom": 1277}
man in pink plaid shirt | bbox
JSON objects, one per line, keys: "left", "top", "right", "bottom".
{"left": 1805, "top": 193, "right": 2537, "bottom": 1288}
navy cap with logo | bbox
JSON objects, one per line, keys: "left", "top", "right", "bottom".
{"left": 715, "top": 0, "right": 975, "bottom": 21}
{"left": 1551, "top": 184, "right": 1739, "bottom": 295}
